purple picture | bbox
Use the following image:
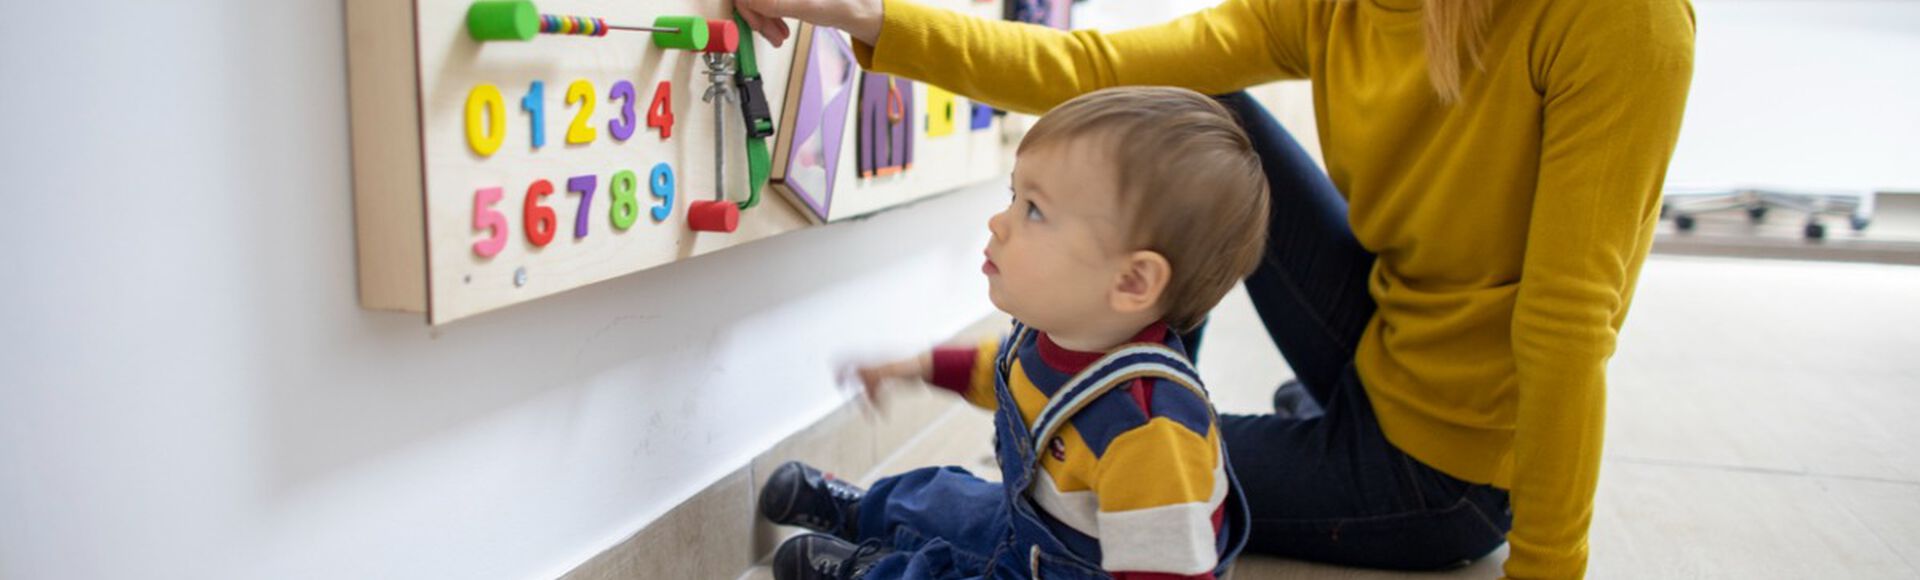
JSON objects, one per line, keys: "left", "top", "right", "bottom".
{"left": 783, "top": 27, "right": 857, "bottom": 219}
{"left": 858, "top": 73, "right": 915, "bottom": 178}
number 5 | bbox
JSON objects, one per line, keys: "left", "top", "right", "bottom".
{"left": 472, "top": 187, "right": 507, "bottom": 257}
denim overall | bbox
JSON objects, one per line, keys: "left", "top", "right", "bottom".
{"left": 985, "top": 321, "right": 1252, "bottom": 578}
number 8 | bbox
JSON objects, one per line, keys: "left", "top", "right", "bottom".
{"left": 609, "top": 170, "right": 640, "bottom": 230}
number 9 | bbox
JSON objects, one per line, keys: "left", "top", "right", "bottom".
{"left": 649, "top": 163, "right": 675, "bottom": 222}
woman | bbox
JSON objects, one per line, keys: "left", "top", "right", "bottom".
{"left": 739, "top": 0, "right": 1695, "bottom": 577}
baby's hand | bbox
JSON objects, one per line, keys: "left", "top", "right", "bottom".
{"left": 843, "top": 354, "right": 930, "bottom": 414}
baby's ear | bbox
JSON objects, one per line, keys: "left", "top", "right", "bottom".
{"left": 1110, "top": 251, "right": 1172, "bottom": 316}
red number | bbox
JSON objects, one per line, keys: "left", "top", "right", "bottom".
{"left": 472, "top": 187, "right": 507, "bottom": 258}
{"left": 523, "top": 179, "right": 557, "bottom": 247}
{"left": 647, "top": 81, "right": 674, "bottom": 139}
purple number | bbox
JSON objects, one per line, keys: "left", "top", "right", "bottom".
{"left": 608, "top": 80, "right": 637, "bottom": 142}
{"left": 568, "top": 174, "right": 597, "bottom": 238}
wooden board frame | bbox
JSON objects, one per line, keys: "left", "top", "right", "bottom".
{"left": 345, "top": 0, "right": 1009, "bottom": 325}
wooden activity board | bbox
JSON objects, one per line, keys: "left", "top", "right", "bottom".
{"left": 347, "top": 0, "right": 1010, "bottom": 325}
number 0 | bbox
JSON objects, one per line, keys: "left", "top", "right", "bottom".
{"left": 466, "top": 84, "right": 506, "bottom": 156}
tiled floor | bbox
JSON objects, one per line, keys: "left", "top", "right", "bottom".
{"left": 748, "top": 256, "right": 1920, "bottom": 579}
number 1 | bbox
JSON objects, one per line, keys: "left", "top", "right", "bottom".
{"left": 522, "top": 81, "right": 546, "bottom": 149}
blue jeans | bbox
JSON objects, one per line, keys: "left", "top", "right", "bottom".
{"left": 854, "top": 467, "right": 1011, "bottom": 579}
{"left": 1182, "top": 93, "right": 1513, "bottom": 570}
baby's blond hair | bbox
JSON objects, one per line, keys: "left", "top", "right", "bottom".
{"left": 1018, "top": 87, "right": 1270, "bottom": 332}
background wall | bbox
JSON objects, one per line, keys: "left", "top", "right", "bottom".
{"left": 0, "top": 1, "right": 1000, "bottom": 579}
{"left": 1667, "top": 0, "right": 1920, "bottom": 192}
{"left": 7, "top": 1, "right": 1918, "bottom": 580}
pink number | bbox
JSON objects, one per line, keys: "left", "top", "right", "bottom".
{"left": 472, "top": 187, "right": 508, "bottom": 258}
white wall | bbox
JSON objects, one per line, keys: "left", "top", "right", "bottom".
{"left": 1668, "top": 0, "right": 1920, "bottom": 192}
{"left": 0, "top": 1, "right": 1000, "bottom": 579}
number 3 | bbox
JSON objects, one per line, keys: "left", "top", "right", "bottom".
{"left": 609, "top": 81, "right": 638, "bottom": 142}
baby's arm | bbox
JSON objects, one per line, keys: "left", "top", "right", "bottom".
{"left": 855, "top": 336, "right": 1002, "bottom": 411}
{"left": 924, "top": 336, "right": 1002, "bottom": 410}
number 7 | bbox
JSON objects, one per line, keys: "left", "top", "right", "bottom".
{"left": 568, "top": 175, "right": 597, "bottom": 239}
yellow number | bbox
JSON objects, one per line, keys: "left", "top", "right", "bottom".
{"left": 566, "top": 80, "right": 597, "bottom": 144}
{"left": 466, "top": 84, "right": 507, "bottom": 156}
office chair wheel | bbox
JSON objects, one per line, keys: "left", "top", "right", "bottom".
{"left": 1747, "top": 206, "right": 1769, "bottom": 222}
{"left": 1674, "top": 214, "right": 1696, "bottom": 231}
{"left": 1804, "top": 221, "right": 1826, "bottom": 240}
{"left": 1850, "top": 216, "right": 1871, "bottom": 232}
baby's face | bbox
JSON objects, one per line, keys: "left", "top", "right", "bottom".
{"left": 984, "top": 140, "right": 1131, "bottom": 334}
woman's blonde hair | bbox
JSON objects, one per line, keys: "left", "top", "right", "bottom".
{"left": 1424, "top": 0, "right": 1494, "bottom": 103}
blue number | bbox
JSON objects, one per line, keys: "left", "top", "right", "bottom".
{"left": 522, "top": 81, "right": 546, "bottom": 148}
{"left": 649, "top": 163, "right": 675, "bottom": 222}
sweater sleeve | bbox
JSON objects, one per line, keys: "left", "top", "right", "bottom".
{"left": 852, "top": 0, "right": 1311, "bottom": 115}
{"left": 1505, "top": 2, "right": 1694, "bottom": 578}
{"left": 927, "top": 337, "right": 1003, "bottom": 410}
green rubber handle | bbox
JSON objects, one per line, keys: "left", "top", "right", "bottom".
{"left": 651, "top": 15, "right": 709, "bottom": 50}
{"left": 466, "top": 0, "right": 540, "bottom": 42}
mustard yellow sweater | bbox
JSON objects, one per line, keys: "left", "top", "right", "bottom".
{"left": 853, "top": 0, "right": 1694, "bottom": 577}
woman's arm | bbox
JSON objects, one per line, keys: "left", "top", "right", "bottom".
{"left": 1506, "top": 1, "right": 1694, "bottom": 578}
{"left": 747, "top": 0, "right": 1312, "bottom": 114}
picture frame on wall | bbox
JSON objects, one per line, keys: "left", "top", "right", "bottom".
{"left": 769, "top": 23, "right": 859, "bottom": 224}
{"left": 1005, "top": 0, "right": 1071, "bottom": 30}
{"left": 858, "top": 72, "right": 916, "bottom": 178}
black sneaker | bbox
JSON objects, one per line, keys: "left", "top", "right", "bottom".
{"left": 759, "top": 461, "right": 865, "bottom": 538}
{"left": 772, "top": 533, "right": 890, "bottom": 580}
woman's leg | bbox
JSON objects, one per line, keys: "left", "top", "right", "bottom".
{"left": 1207, "top": 93, "right": 1510, "bottom": 568}
{"left": 1205, "top": 92, "right": 1378, "bottom": 401}
{"left": 1220, "top": 368, "right": 1511, "bottom": 569}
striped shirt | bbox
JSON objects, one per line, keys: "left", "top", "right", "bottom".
{"left": 930, "top": 323, "right": 1228, "bottom": 579}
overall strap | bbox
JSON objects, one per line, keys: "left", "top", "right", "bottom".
{"left": 996, "top": 320, "right": 1036, "bottom": 376}
{"left": 1029, "top": 342, "right": 1208, "bottom": 452}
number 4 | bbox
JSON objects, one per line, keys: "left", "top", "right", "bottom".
{"left": 647, "top": 81, "right": 674, "bottom": 139}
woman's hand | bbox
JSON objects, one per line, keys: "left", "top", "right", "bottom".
{"left": 736, "top": 0, "right": 884, "bottom": 47}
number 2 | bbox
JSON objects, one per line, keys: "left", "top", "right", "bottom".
{"left": 566, "top": 80, "right": 597, "bottom": 144}
{"left": 647, "top": 81, "right": 674, "bottom": 139}
{"left": 609, "top": 81, "right": 637, "bottom": 142}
